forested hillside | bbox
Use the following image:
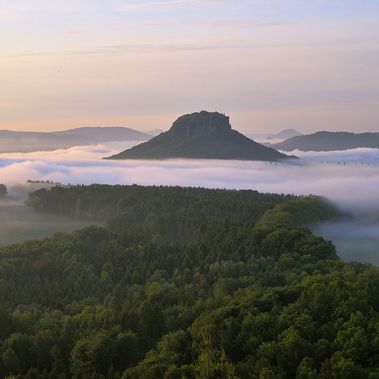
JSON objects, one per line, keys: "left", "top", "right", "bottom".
{"left": 0, "top": 185, "right": 378, "bottom": 378}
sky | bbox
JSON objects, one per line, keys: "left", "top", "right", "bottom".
{"left": 0, "top": 0, "right": 378, "bottom": 133}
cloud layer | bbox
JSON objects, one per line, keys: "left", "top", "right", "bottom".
{"left": 1, "top": 143, "right": 379, "bottom": 216}
{"left": 1, "top": 143, "right": 379, "bottom": 263}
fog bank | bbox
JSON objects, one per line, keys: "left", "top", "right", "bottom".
{"left": 313, "top": 220, "right": 379, "bottom": 266}
{"left": 1, "top": 143, "right": 378, "bottom": 217}
{"left": 0, "top": 143, "right": 378, "bottom": 261}
{"left": 0, "top": 198, "right": 92, "bottom": 246}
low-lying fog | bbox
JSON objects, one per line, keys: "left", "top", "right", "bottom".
{"left": 0, "top": 141, "right": 378, "bottom": 264}
{"left": 313, "top": 220, "right": 379, "bottom": 266}
{"left": 0, "top": 197, "right": 91, "bottom": 246}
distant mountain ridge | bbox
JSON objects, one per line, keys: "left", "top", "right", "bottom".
{"left": 108, "top": 111, "right": 292, "bottom": 161}
{"left": 273, "top": 131, "right": 379, "bottom": 151}
{"left": 247, "top": 128, "right": 302, "bottom": 141}
{"left": 55, "top": 127, "right": 150, "bottom": 144}
{"left": 0, "top": 127, "right": 151, "bottom": 153}
{"left": 271, "top": 128, "right": 303, "bottom": 139}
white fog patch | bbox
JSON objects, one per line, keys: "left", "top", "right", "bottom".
{"left": 1, "top": 143, "right": 379, "bottom": 224}
{"left": 1, "top": 144, "right": 379, "bottom": 216}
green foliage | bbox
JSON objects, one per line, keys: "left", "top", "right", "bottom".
{"left": 0, "top": 185, "right": 377, "bottom": 378}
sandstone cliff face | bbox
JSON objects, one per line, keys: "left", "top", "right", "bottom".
{"left": 170, "top": 111, "right": 231, "bottom": 138}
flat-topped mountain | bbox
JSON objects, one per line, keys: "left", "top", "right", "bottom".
{"left": 108, "top": 111, "right": 292, "bottom": 161}
{"left": 273, "top": 131, "right": 379, "bottom": 152}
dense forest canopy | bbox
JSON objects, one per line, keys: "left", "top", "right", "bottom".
{"left": 0, "top": 185, "right": 378, "bottom": 378}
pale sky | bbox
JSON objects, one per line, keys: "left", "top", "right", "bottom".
{"left": 0, "top": 0, "right": 378, "bottom": 133}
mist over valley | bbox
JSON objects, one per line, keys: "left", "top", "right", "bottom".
{"left": 0, "top": 138, "right": 378, "bottom": 265}
{"left": 0, "top": 197, "right": 92, "bottom": 246}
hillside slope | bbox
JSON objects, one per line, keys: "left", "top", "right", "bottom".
{"left": 108, "top": 111, "right": 292, "bottom": 161}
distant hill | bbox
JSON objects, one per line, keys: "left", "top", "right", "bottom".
{"left": 108, "top": 111, "right": 292, "bottom": 161}
{"left": 55, "top": 126, "right": 150, "bottom": 143}
{"left": 0, "top": 127, "right": 151, "bottom": 153}
{"left": 247, "top": 128, "right": 302, "bottom": 141}
{"left": 271, "top": 128, "right": 303, "bottom": 139}
{"left": 273, "top": 131, "right": 379, "bottom": 151}
{"left": 0, "top": 131, "right": 87, "bottom": 153}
